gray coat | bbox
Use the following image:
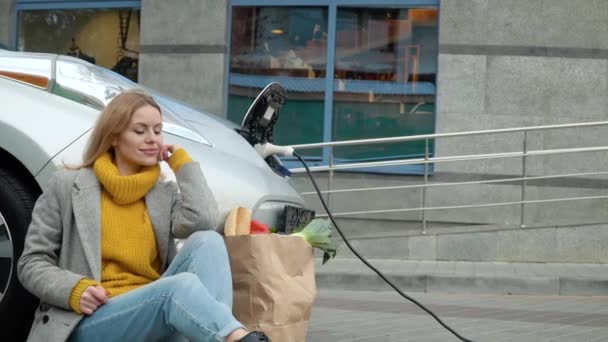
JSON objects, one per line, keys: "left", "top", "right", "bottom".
{"left": 17, "top": 162, "right": 219, "bottom": 342}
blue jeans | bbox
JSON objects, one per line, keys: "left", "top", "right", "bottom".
{"left": 69, "top": 231, "right": 245, "bottom": 342}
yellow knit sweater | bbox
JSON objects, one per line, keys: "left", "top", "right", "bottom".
{"left": 68, "top": 149, "right": 193, "bottom": 314}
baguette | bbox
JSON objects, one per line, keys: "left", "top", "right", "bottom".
{"left": 236, "top": 207, "right": 252, "bottom": 235}
{"left": 224, "top": 207, "right": 238, "bottom": 236}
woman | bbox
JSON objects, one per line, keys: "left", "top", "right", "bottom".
{"left": 17, "top": 90, "right": 270, "bottom": 342}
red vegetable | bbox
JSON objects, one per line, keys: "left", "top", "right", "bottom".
{"left": 250, "top": 220, "right": 270, "bottom": 234}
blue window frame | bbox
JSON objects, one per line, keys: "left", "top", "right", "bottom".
{"left": 12, "top": 1, "right": 141, "bottom": 50}
{"left": 12, "top": 0, "right": 141, "bottom": 81}
{"left": 15, "top": 0, "right": 140, "bottom": 10}
{"left": 13, "top": 1, "right": 141, "bottom": 25}
{"left": 226, "top": 0, "right": 439, "bottom": 174}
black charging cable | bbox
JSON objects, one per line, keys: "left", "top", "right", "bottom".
{"left": 293, "top": 152, "right": 474, "bottom": 342}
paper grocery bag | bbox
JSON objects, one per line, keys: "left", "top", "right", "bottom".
{"left": 225, "top": 234, "right": 316, "bottom": 342}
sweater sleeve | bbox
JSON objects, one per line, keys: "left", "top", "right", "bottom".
{"left": 168, "top": 148, "right": 193, "bottom": 174}
{"left": 69, "top": 278, "right": 101, "bottom": 314}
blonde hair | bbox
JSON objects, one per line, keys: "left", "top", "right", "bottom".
{"left": 70, "top": 89, "right": 161, "bottom": 169}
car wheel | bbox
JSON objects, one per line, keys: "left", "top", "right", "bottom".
{"left": 0, "top": 168, "right": 39, "bottom": 341}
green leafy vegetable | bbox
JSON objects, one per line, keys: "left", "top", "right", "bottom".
{"left": 290, "top": 219, "right": 337, "bottom": 264}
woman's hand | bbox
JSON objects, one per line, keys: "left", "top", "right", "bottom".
{"left": 80, "top": 285, "right": 109, "bottom": 315}
{"left": 158, "top": 144, "right": 181, "bottom": 162}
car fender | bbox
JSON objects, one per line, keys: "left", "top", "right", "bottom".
{"left": 0, "top": 77, "right": 96, "bottom": 188}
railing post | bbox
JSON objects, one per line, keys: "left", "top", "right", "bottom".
{"left": 421, "top": 138, "right": 429, "bottom": 234}
{"left": 327, "top": 146, "right": 334, "bottom": 211}
{"left": 520, "top": 131, "right": 528, "bottom": 228}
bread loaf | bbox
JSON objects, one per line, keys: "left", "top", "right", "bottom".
{"left": 236, "top": 207, "right": 252, "bottom": 235}
{"left": 224, "top": 207, "right": 238, "bottom": 236}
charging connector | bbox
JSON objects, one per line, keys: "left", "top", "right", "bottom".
{"left": 254, "top": 143, "right": 294, "bottom": 159}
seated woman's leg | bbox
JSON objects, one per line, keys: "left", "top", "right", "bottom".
{"left": 164, "top": 230, "right": 233, "bottom": 306}
{"left": 69, "top": 273, "right": 244, "bottom": 342}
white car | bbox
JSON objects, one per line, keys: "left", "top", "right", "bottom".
{"left": 0, "top": 50, "right": 307, "bottom": 340}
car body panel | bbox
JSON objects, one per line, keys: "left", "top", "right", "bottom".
{"left": 0, "top": 76, "right": 96, "bottom": 176}
{"left": 155, "top": 96, "right": 269, "bottom": 169}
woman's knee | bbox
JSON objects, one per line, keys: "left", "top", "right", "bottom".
{"left": 185, "top": 230, "right": 225, "bottom": 250}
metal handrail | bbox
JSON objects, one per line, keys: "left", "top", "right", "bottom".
{"left": 290, "top": 145, "right": 608, "bottom": 173}
{"left": 300, "top": 170, "right": 608, "bottom": 196}
{"left": 288, "top": 120, "right": 608, "bottom": 231}
{"left": 290, "top": 120, "right": 608, "bottom": 150}
{"left": 314, "top": 195, "right": 608, "bottom": 218}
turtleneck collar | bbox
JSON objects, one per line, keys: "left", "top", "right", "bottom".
{"left": 93, "top": 152, "right": 160, "bottom": 205}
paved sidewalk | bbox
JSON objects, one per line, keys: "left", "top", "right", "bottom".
{"left": 315, "top": 258, "right": 608, "bottom": 296}
{"left": 307, "top": 289, "right": 608, "bottom": 341}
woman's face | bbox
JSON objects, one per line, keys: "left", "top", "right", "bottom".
{"left": 112, "top": 104, "right": 163, "bottom": 175}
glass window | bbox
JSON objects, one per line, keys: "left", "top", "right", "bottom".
{"left": 332, "top": 7, "right": 438, "bottom": 163}
{"left": 18, "top": 8, "right": 140, "bottom": 82}
{"left": 227, "top": 4, "right": 439, "bottom": 171}
{"left": 227, "top": 6, "right": 328, "bottom": 159}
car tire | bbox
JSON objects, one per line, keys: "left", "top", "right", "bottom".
{"left": 0, "top": 168, "right": 39, "bottom": 341}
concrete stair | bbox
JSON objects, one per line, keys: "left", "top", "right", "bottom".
{"left": 312, "top": 219, "right": 608, "bottom": 296}
{"left": 328, "top": 218, "right": 608, "bottom": 263}
{"left": 314, "top": 258, "right": 608, "bottom": 296}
